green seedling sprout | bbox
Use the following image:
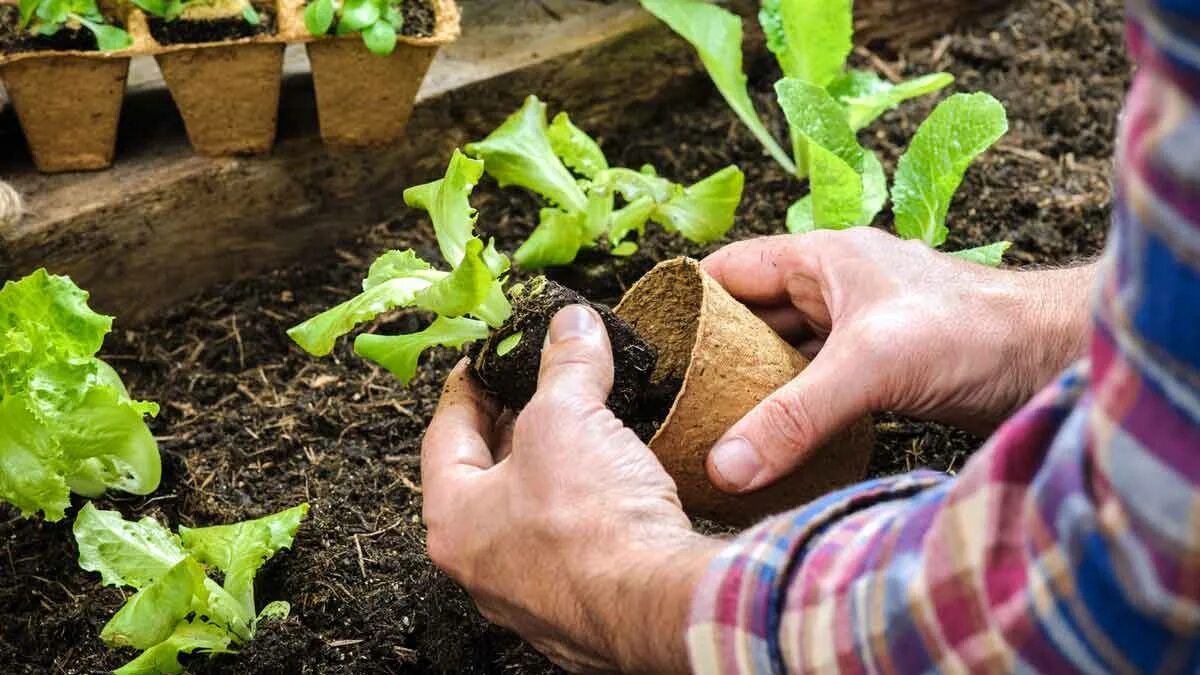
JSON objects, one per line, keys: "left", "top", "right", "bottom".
{"left": 17, "top": 0, "right": 133, "bottom": 51}
{"left": 305, "top": 0, "right": 405, "bottom": 56}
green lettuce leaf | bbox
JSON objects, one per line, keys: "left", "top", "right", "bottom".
{"left": 0, "top": 396, "right": 70, "bottom": 520}
{"left": 651, "top": 165, "right": 744, "bottom": 244}
{"left": 640, "top": 0, "right": 796, "bottom": 175}
{"left": 355, "top": 316, "right": 491, "bottom": 384}
{"left": 178, "top": 503, "right": 309, "bottom": 619}
{"left": 402, "top": 149, "right": 487, "bottom": 268}
{"left": 112, "top": 619, "right": 234, "bottom": 675}
{"left": 74, "top": 502, "right": 188, "bottom": 589}
{"left": 608, "top": 195, "right": 656, "bottom": 246}
{"left": 829, "top": 70, "right": 955, "bottom": 131}
{"left": 101, "top": 558, "right": 207, "bottom": 650}
{"left": 893, "top": 92, "right": 1009, "bottom": 247}
{"left": 759, "top": 0, "right": 851, "bottom": 87}
{"left": 412, "top": 239, "right": 496, "bottom": 318}
{"left": 596, "top": 166, "right": 679, "bottom": 204}
{"left": 949, "top": 241, "right": 1011, "bottom": 266}
{"left": 514, "top": 208, "right": 588, "bottom": 270}
{"left": 547, "top": 112, "right": 609, "bottom": 180}
{"left": 775, "top": 78, "right": 864, "bottom": 172}
{"left": 464, "top": 96, "right": 588, "bottom": 213}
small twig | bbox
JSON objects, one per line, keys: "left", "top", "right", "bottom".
{"left": 854, "top": 46, "right": 901, "bottom": 83}
{"left": 229, "top": 315, "right": 245, "bottom": 371}
{"left": 360, "top": 517, "right": 407, "bottom": 538}
{"left": 353, "top": 534, "right": 367, "bottom": 579}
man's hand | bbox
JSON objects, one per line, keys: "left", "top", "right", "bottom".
{"left": 422, "top": 305, "right": 719, "bottom": 673}
{"left": 702, "top": 228, "right": 1094, "bottom": 494}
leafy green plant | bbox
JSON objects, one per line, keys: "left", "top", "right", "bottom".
{"left": 641, "top": 0, "right": 1011, "bottom": 263}
{"left": 73, "top": 502, "right": 309, "bottom": 675}
{"left": 304, "top": 0, "right": 404, "bottom": 56}
{"left": 131, "top": 0, "right": 262, "bottom": 27}
{"left": 463, "top": 95, "right": 745, "bottom": 270}
{"left": 16, "top": 0, "right": 133, "bottom": 51}
{"left": 289, "top": 149, "right": 514, "bottom": 383}
{"left": 0, "top": 269, "right": 161, "bottom": 522}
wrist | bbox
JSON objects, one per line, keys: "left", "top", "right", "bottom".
{"left": 1010, "top": 263, "right": 1095, "bottom": 381}
{"left": 575, "top": 527, "right": 722, "bottom": 674}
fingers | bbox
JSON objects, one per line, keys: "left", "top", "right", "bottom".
{"left": 422, "top": 360, "right": 501, "bottom": 494}
{"left": 700, "top": 234, "right": 807, "bottom": 306}
{"left": 706, "top": 341, "right": 872, "bottom": 494}
{"left": 536, "top": 305, "right": 614, "bottom": 405}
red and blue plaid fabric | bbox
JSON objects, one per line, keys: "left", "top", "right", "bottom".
{"left": 688, "top": 1, "right": 1200, "bottom": 672}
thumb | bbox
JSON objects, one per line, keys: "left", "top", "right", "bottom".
{"left": 706, "top": 343, "right": 872, "bottom": 494}
{"left": 536, "top": 304, "right": 614, "bottom": 405}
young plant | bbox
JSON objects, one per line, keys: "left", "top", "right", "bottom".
{"left": 131, "top": 0, "right": 262, "bottom": 27}
{"left": 304, "top": 0, "right": 405, "bottom": 56}
{"left": 0, "top": 269, "right": 161, "bottom": 522}
{"left": 289, "top": 149, "right": 513, "bottom": 385}
{"left": 74, "top": 502, "right": 309, "bottom": 675}
{"left": 16, "top": 0, "right": 133, "bottom": 51}
{"left": 463, "top": 95, "right": 745, "bottom": 270}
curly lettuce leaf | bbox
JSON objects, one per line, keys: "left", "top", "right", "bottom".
{"left": 355, "top": 316, "right": 491, "bottom": 384}
{"left": 596, "top": 166, "right": 679, "bottom": 205}
{"left": 640, "top": 0, "right": 796, "bottom": 175}
{"left": 758, "top": 0, "right": 851, "bottom": 87}
{"left": 74, "top": 502, "right": 188, "bottom": 589}
{"left": 178, "top": 503, "right": 310, "bottom": 619}
{"left": 402, "top": 149, "right": 486, "bottom": 268}
{"left": 413, "top": 239, "right": 497, "bottom": 318}
{"left": 608, "top": 195, "right": 656, "bottom": 246}
{"left": 651, "top": 165, "right": 744, "bottom": 244}
{"left": 0, "top": 396, "right": 70, "bottom": 520}
{"left": 112, "top": 619, "right": 234, "bottom": 675}
{"left": 548, "top": 112, "right": 609, "bottom": 180}
{"left": 101, "top": 558, "right": 207, "bottom": 650}
{"left": 949, "top": 241, "right": 1011, "bottom": 266}
{"left": 514, "top": 208, "right": 588, "bottom": 271}
{"left": 829, "top": 70, "right": 955, "bottom": 131}
{"left": 465, "top": 96, "right": 588, "bottom": 213}
{"left": 893, "top": 92, "right": 1009, "bottom": 246}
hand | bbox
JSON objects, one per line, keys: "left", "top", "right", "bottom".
{"left": 701, "top": 228, "right": 1094, "bottom": 494}
{"left": 422, "top": 305, "right": 720, "bottom": 673}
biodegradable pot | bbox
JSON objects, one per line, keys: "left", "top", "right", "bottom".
{"left": 302, "top": 0, "right": 459, "bottom": 146}
{"left": 1, "top": 55, "right": 129, "bottom": 172}
{"left": 156, "top": 42, "right": 285, "bottom": 156}
{"left": 615, "top": 257, "right": 875, "bottom": 524}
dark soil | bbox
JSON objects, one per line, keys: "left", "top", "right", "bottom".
{"left": 147, "top": 2, "right": 277, "bottom": 46}
{"left": 0, "top": 0, "right": 1128, "bottom": 673}
{"left": 470, "top": 277, "right": 659, "bottom": 435}
{"left": 0, "top": 6, "right": 117, "bottom": 53}
{"left": 319, "top": 0, "right": 436, "bottom": 38}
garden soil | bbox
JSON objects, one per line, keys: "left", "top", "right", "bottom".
{"left": 0, "top": 0, "right": 1128, "bottom": 672}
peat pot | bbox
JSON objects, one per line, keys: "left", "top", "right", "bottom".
{"left": 615, "top": 257, "right": 875, "bottom": 524}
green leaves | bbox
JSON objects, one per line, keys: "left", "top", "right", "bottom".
{"left": 0, "top": 270, "right": 160, "bottom": 521}
{"left": 830, "top": 70, "right": 955, "bottom": 131}
{"left": 303, "top": 0, "right": 405, "bottom": 55}
{"left": 548, "top": 112, "right": 609, "bottom": 180}
{"left": 402, "top": 150, "right": 486, "bottom": 268}
{"left": 465, "top": 96, "right": 589, "bottom": 214}
{"left": 949, "top": 241, "right": 1012, "bottom": 267}
{"left": 651, "top": 165, "right": 745, "bottom": 244}
{"left": 75, "top": 503, "right": 308, "bottom": 674}
{"left": 304, "top": 0, "right": 335, "bottom": 35}
{"left": 639, "top": 0, "right": 796, "bottom": 175}
{"left": 759, "top": 0, "right": 851, "bottom": 88}
{"left": 355, "top": 316, "right": 490, "bottom": 384}
{"left": 892, "top": 92, "right": 1008, "bottom": 247}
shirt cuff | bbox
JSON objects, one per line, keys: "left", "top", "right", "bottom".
{"left": 687, "top": 471, "right": 948, "bottom": 675}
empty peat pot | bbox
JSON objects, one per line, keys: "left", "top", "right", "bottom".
{"left": 614, "top": 257, "right": 874, "bottom": 524}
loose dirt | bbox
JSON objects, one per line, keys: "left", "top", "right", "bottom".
{"left": 0, "top": 0, "right": 1128, "bottom": 672}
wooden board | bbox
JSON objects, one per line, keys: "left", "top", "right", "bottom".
{"left": 0, "top": 0, "right": 1011, "bottom": 323}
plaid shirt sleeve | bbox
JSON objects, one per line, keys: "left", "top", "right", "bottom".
{"left": 687, "top": 2, "right": 1200, "bottom": 672}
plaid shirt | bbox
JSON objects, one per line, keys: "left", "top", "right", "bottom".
{"left": 687, "top": 2, "right": 1200, "bottom": 672}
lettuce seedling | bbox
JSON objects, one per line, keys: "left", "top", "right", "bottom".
{"left": 463, "top": 95, "right": 745, "bottom": 270}
{"left": 289, "top": 150, "right": 514, "bottom": 383}
{"left": 74, "top": 502, "right": 309, "bottom": 675}
{"left": 131, "top": 0, "right": 262, "bottom": 27}
{"left": 0, "top": 270, "right": 161, "bottom": 522}
{"left": 304, "top": 0, "right": 405, "bottom": 55}
{"left": 17, "top": 0, "right": 133, "bottom": 50}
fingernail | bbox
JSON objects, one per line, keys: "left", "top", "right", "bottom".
{"left": 710, "top": 437, "right": 762, "bottom": 490}
{"left": 549, "top": 305, "right": 597, "bottom": 344}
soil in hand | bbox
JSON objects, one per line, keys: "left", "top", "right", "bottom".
{"left": 471, "top": 277, "right": 661, "bottom": 435}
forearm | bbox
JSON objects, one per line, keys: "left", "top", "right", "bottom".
{"left": 1010, "top": 262, "right": 1096, "bottom": 373}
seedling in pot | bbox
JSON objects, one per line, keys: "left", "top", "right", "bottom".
{"left": 288, "top": 150, "right": 664, "bottom": 431}
{"left": 304, "top": 0, "right": 407, "bottom": 56}
{"left": 0, "top": 270, "right": 161, "bottom": 522}
{"left": 73, "top": 502, "right": 309, "bottom": 675}
{"left": 131, "top": 0, "right": 273, "bottom": 44}
{"left": 7, "top": 0, "right": 132, "bottom": 51}
{"left": 641, "top": 0, "right": 1011, "bottom": 264}
{"left": 463, "top": 95, "right": 746, "bottom": 270}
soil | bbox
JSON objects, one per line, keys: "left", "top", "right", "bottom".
{"left": 0, "top": 6, "right": 119, "bottom": 53}
{"left": 147, "top": 2, "right": 277, "bottom": 46}
{"left": 470, "top": 277, "right": 660, "bottom": 434}
{"left": 320, "top": 0, "right": 436, "bottom": 38}
{"left": 0, "top": 0, "right": 1129, "bottom": 673}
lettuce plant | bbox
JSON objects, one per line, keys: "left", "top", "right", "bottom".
{"left": 131, "top": 0, "right": 262, "bottom": 27}
{"left": 73, "top": 502, "right": 309, "bottom": 675}
{"left": 304, "top": 0, "right": 405, "bottom": 55}
{"left": 289, "top": 150, "right": 514, "bottom": 383}
{"left": 17, "top": 0, "right": 133, "bottom": 51}
{"left": 0, "top": 270, "right": 161, "bottom": 522}
{"left": 464, "top": 95, "right": 745, "bottom": 270}
{"left": 641, "top": 0, "right": 1011, "bottom": 264}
